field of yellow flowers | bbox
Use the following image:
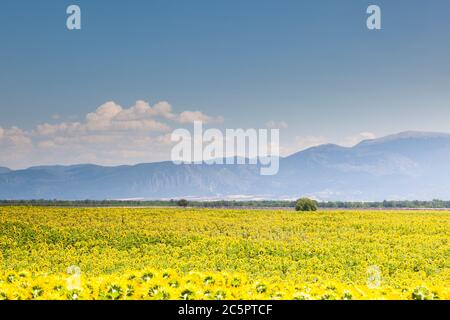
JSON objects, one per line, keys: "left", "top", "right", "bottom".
{"left": 0, "top": 206, "right": 449, "bottom": 300}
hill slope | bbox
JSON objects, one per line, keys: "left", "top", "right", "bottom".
{"left": 1, "top": 131, "right": 450, "bottom": 200}
{"left": 0, "top": 167, "right": 11, "bottom": 174}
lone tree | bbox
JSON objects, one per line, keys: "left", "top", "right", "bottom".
{"left": 177, "top": 199, "right": 189, "bottom": 208}
{"left": 295, "top": 198, "right": 318, "bottom": 212}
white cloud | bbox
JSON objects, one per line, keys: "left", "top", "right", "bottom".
{"left": 341, "top": 132, "right": 376, "bottom": 147}
{"left": 0, "top": 127, "right": 34, "bottom": 168}
{"left": 34, "top": 101, "right": 223, "bottom": 138}
{"left": 2, "top": 127, "right": 32, "bottom": 147}
{"left": 0, "top": 100, "right": 223, "bottom": 169}
{"left": 175, "top": 111, "right": 224, "bottom": 124}
{"left": 114, "top": 100, "right": 175, "bottom": 121}
{"left": 84, "top": 101, "right": 171, "bottom": 132}
{"left": 36, "top": 122, "right": 82, "bottom": 136}
{"left": 86, "top": 101, "right": 122, "bottom": 122}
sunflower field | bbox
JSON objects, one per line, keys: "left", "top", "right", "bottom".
{"left": 0, "top": 206, "right": 449, "bottom": 300}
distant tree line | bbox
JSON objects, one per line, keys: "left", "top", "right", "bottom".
{"left": 319, "top": 199, "right": 450, "bottom": 209}
{"left": 1, "top": 199, "right": 450, "bottom": 209}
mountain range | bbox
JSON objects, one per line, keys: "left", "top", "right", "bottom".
{"left": 1, "top": 131, "right": 450, "bottom": 201}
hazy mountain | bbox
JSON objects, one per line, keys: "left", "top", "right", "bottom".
{"left": 0, "top": 167, "right": 11, "bottom": 174}
{"left": 1, "top": 131, "right": 450, "bottom": 201}
{"left": 276, "top": 131, "right": 450, "bottom": 200}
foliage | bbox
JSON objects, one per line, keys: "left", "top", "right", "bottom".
{"left": 0, "top": 206, "right": 449, "bottom": 300}
{"left": 3, "top": 199, "right": 450, "bottom": 209}
{"left": 295, "top": 198, "right": 318, "bottom": 211}
{"left": 177, "top": 199, "right": 189, "bottom": 208}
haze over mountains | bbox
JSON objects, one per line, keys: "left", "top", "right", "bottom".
{"left": 1, "top": 131, "right": 450, "bottom": 201}
{"left": 0, "top": 167, "right": 11, "bottom": 174}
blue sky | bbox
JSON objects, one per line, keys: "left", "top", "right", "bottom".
{"left": 1, "top": 0, "right": 450, "bottom": 168}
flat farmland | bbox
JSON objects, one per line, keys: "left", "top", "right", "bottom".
{"left": 0, "top": 207, "right": 448, "bottom": 300}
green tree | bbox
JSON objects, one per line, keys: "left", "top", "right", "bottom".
{"left": 295, "top": 198, "right": 318, "bottom": 212}
{"left": 177, "top": 199, "right": 189, "bottom": 208}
